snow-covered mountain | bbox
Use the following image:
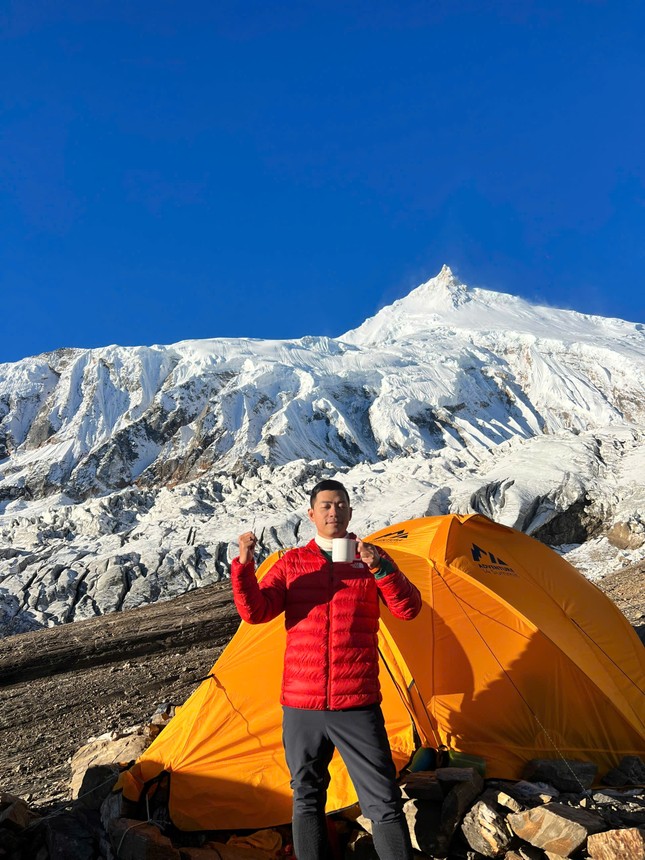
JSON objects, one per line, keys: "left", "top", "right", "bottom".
{"left": 1, "top": 266, "right": 644, "bottom": 635}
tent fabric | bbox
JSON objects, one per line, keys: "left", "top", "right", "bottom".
{"left": 118, "top": 514, "right": 645, "bottom": 831}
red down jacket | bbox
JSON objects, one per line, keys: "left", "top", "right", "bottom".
{"left": 230, "top": 538, "right": 421, "bottom": 710}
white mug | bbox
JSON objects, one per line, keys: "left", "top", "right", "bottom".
{"left": 332, "top": 538, "right": 357, "bottom": 563}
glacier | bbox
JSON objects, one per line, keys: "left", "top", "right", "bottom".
{"left": 1, "top": 265, "right": 644, "bottom": 635}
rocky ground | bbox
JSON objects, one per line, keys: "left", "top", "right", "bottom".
{"left": 0, "top": 562, "right": 643, "bottom": 814}
{"left": 0, "top": 582, "right": 239, "bottom": 809}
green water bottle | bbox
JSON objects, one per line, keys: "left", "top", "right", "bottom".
{"left": 408, "top": 747, "right": 437, "bottom": 772}
{"left": 446, "top": 749, "right": 486, "bottom": 776}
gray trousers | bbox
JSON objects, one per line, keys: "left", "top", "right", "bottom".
{"left": 282, "top": 704, "right": 403, "bottom": 823}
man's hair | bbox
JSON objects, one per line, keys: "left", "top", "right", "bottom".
{"left": 309, "top": 479, "right": 351, "bottom": 508}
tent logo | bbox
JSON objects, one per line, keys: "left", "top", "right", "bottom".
{"left": 471, "top": 544, "right": 517, "bottom": 576}
{"left": 377, "top": 528, "right": 409, "bottom": 542}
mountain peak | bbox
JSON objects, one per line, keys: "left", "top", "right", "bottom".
{"left": 340, "top": 266, "right": 473, "bottom": 344}
{"left": 413, "top": 265, "right": 469, "bottom": 307}
{"left": 340, "top": 266, "right": 637, "bottom": 347}
{"left": 436, "top": 263, "right": 458, "bottom": 283}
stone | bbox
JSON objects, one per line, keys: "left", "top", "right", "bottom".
{"left": 43, "top": 811, "right": 97, "bottom": 860}
{"left": 100, "top": 786, "right": 139, "bottom": 833}
{"left": 592, "top": 787, "right": 645, "bottom": 805}
{"left": 475, "top": 785, "right": 526, "bottom": 814}
{"left": 336, "top": 802, "right": 363, "bottom": 822}
{"left": 616, "top": 809, "right": 645, "bottom": 829}
{"left": 149, "top": 703, "right": 176, "bottom": 726}
{"left": 400, "top": 798, "right": 443, "bottom": 855}
{"left": 508, "top": 802, "right": 606, "bottom": 856}
{"left": 509, "top": 780, "right": 559, "bottom": 804}
{"left": 607, "top": 521, "right": 645, "bottom": 550}
{"left": 439, "top": 770, "right": 486, "bottom": 851}
{"left": 523, "top": 759, "right": 597, "bottom": 793}
{"left": 436, "top": 766, "right": 483, "bottom": 787}
{"left": 399, "top": 771, "right": 444, "bottom": 802}
{"left": 0, "top": 827, "right": 26, "bottom": 858}
{"left": 70, "top": 729, "right": 149, "bottom": 799}
{"left": 0, "top": 797, "right": 40, "bottom": 830}
{"left": 109, "top": 817, "right": 181, "bottom": 859}
{"left": 602, "top": 755, "right": 645, "bottom": 787}
{"left": 513, "top": 847, "right": 546, "bottom": 860}
{"left": 146, "top": 703, "right": 177, "bottom": 740}
{"left": 345, "top": 829, "right": 379, "bottom": 858}
{"left": 460, "top": 798, "right": 513, "bottom": 857}
{"left": 77, "top": 763, "right": 121, "bottom": 809}
{"left": 489, "top": 790, "right": 523, "bottom": 813}
{"left": 587, "top": 827, "right": 645, "bottom": 859}
{"left": 0, "top": 792, "right": 22, "bottom": 811}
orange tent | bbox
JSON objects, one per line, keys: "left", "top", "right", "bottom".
{"left": 118, "top": 514, "right": 645, "bottom": 830}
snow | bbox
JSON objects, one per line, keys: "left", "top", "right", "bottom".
{"left": 1, "top": 266, "right": 644, "bottom": 634}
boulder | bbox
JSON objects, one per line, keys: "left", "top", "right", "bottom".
{"left": 77, "top": 763, "right": 121, "bottom": 810}
{"left": 345, "top": 829, "right": 378, "bottom": 858}
{"left": 606, "top": 521, "right": 645, "bottom": 550}
{"left": 109, "top": 817, "right": 181, "bottom": 859}
{"left": 146, "top": 702, "right": 177, "bottom": 741}
{"left": 399, "top": 771, "right": 444, "bottom": 802}
{"left": 460, "top": 797, "right": 514, "bottom": 857}
{"left": 400, "top": 798, "right": 443, "bottom": 856}
{"left": 602, "top": 755, "right": 645, "bottom": 787}
{"left": 0, "top": 797, "right": 40, "bottom": 830}
{"left": 42, "top": 811, "right": 97, "bottom": 860}
{"left": 439, "top": 769, "right": 486, "bottom": 851}
{"left": 505, "top": 848, "right": 546, "bottom": 860}
{"left": 486, "top": 789, "right": 524, "bottom": 814}
{"left": 506, "top": 780, "right": 559, "bottom": 804}
{"left": 70, "top": 728, "right": 149, "bottom": 799}
{"left": 0, "top": 792, "right": 23, "bottom": 811}
{"left": 508, "top": 802, "right": 606, "bottom": 856}
{"left": 435, "top": 766, "right": 484, "bottom": 788}
{"left": 587, "top": 827, "right": 645, "bottom": 859}
{"left": 522, "top": 759, "right": 597, "bottom": 793}
{"left": 101, "top": 785, "right": 140, "bottom": 833}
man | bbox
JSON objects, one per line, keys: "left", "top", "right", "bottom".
{"left": 232, "top": 479, "right": 422, "bottom": 860}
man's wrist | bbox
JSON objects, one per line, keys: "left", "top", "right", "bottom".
{"left": 370, "top": 557, "right": 395, "bottom": 579}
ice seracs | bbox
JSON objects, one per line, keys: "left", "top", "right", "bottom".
{"left": 1, "top": 268, "right": 644, "bottom": 634}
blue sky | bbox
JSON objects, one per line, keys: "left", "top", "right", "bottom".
{"left": 2, "top": 1, "right": 644, "bottom": 364}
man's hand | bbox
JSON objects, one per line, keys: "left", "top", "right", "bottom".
{"left": 357, "top": 540, "right": 381, "bottom": 571}
{"left": 238, "top": 531, "right": 258, "bottom": 565}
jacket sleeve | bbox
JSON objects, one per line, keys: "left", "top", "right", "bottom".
{"left": 374, "top": 550, "right": 422, "bottom": 620}
{"left": 230, "top": 555, "right": 288, "bottom": 624}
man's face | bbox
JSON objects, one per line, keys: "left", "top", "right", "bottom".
{"left": 308, "top": 490, "right": 352, "bottom": 538}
